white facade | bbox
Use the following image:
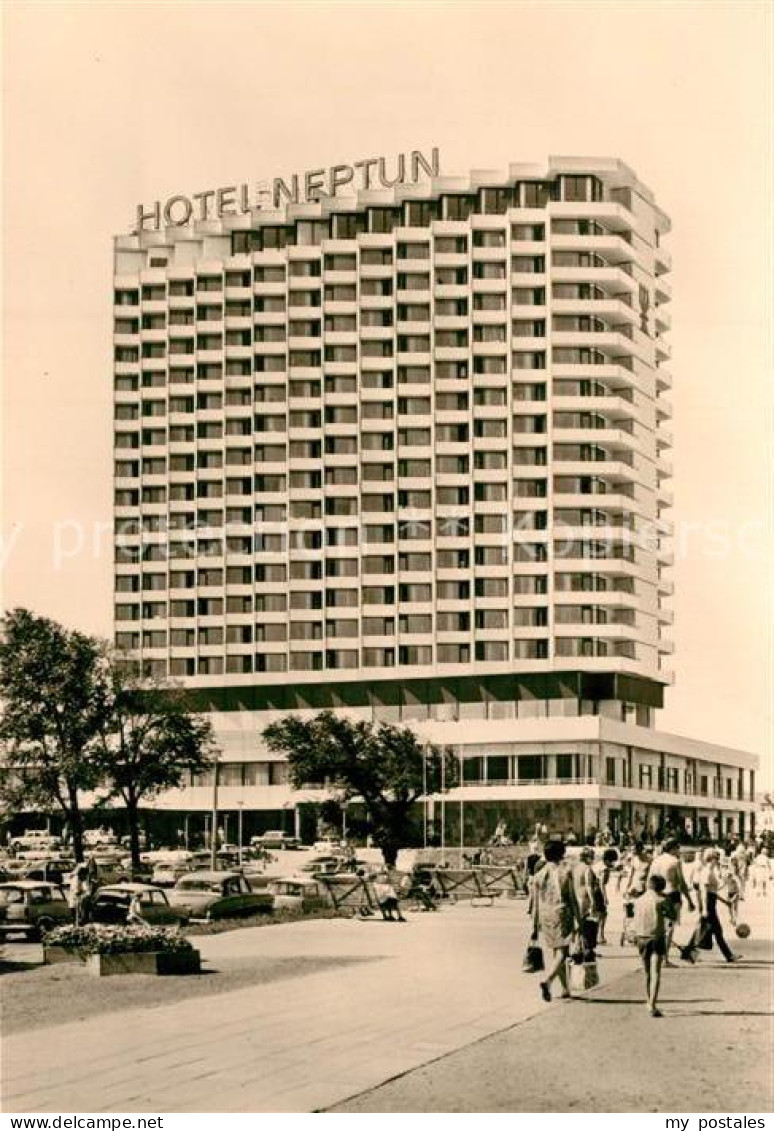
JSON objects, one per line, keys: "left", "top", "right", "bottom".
{"left": 111, "top": 155, "right": 756, "bottom": 842}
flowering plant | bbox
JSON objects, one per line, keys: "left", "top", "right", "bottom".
{"left": 43, "top": 923, "right": 196, "bottom": 957}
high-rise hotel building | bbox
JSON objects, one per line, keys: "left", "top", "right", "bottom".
{"left": 112, "top": 156, "right": 757, "bottom": 843}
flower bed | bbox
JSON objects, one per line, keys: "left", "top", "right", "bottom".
{"left": 43, "top": 924, "right": 200, "bottom": 976}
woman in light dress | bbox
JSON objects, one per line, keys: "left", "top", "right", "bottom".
{"left": 531, "top": 839, "right": 582, "bottom": 1002}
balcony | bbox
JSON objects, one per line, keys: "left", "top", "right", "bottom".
{"left": 551, "top": 362, "right": 638, "bottom": 391}
{"left": 551, "top": 297, "right": 636, "bottom": 324}
{"left": 550, "top": 264, "right": 636, "bottom": 294}
{"left": 550, "top": 233, "right": 633, "bottom": 264}
{"left": 460, "top": 777, "right": 598, "bottom": 789}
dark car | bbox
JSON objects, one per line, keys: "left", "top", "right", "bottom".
{"left": 251, "top": 831, "right": 300, "bottom": 851}
{"left": 0, "top": 881, "right": 71, "bottom": 940}
{"left": 168, "top": 870, "right": 274, "bottom": 921}
{"left": 89, "top": 883, "right": 189, "bottom": 927}
{"left": 22, "top": 860, "right": 74, "bottom": 886}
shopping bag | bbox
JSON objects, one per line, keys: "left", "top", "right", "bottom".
{"left": 583, "top": 960, "right": 600, "bottom": 989}
{"left": 522, "top": 943, "right": 544, "bottom": 974}
{"left": 569, "top": 959, "right": 599, "bottom": 991}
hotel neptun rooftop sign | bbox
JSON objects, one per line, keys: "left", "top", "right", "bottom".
{"left": 134, "top": 148, "right": 441, "bottom": 233}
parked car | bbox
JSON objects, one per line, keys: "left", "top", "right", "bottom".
{"left": 120, "top": 833, "right": 149, "bottom": 851}
{"left": 295, "top": 855, "right": 340, "bottom": 875}
{"left": 296, "top": 854, "right": 366, "bottom": 876}
{"left": 151, "top": 860, "right": 195, "bottom": 888}
{"left": 21, "top": 859, "right": 74, "bottom": 886}
{"left": 84, "top": 856, "right": 127, "bottom": 887}
{"left": 89, "top": 883, "right": 188, "bottom": 927}
{"left": 314, "top": 837, "right": 346, "bottom": 854}
{"left": 83, "top": 829, "right": 119, "bottom": 849}
{"left": 9, "top": 832, "right": 61, "bottom": 853}
{"left": 0, "top": 881, "right": 71, "bottom": 940}
{"left": 168, "top": 870, "right": 274, "bottom": 921}
{"left": 251, "top": 831, "right": 300, "bottom": 851}
{"left": 268, "top": 877, "right": 329, "bottom": 913}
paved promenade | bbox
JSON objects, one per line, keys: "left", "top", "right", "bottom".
{"left": 2, "top": 894, "right": 772, "bottom": 1113}
{"left": 332, "top": 936, "right": 774, "bottom": 1113}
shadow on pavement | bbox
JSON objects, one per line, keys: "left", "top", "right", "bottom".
{"left": 579, "top": 997, "right": 720, "bottom": 1005}
{"left": 673, "top": 1010, "right": 774, "bottom": 1018}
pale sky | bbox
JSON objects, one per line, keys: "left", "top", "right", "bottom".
{"left": 2, "top": 1, "right": 772, "bottom": 778}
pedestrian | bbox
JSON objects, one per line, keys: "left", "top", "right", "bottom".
{"left": 750, "top": 847, "right": 772, "bottom": 896}
{"left": 593, "top": 848, "right": 619, "bottom": 945}
{"left": 730, "top": 841, "right": 750, "bottom": 898}
{"left": 531, "top": 839, "right": 581, "bottom": 1002}
{"left": 722, "top": 864, "right": 741, "bottom": 926}
{"left": 67, "top": 863, "right": 91, "bottom": 925}
{"left": 696, "top": 849, "right": 741, "bottom": 963}
{"left": 622, "top": 840, "right": 651, "bottom": 900}
{"left": 127, "top": 892, "right": 146, "bottom": 927}
{"left": 633, "top": 873, "right": 669, "bottom": 1017}
{"left": 404, "top": 865, "right": 437, "bottom": 911}
{"left": 649, "top": 837, "right": 696, "bottom": 964}
{"left": 373, "top": 872, "right": 406, "bottom": 922}
{"left": 572, "top": 845, "right": 605, "bottom": 958}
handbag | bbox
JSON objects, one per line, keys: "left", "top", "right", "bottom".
{"left": 522, "top": 942, "right": 544, "bottom": 974}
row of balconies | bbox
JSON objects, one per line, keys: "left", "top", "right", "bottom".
{"left": 114, "top": 302, "right": 669, "bottom": 342}
{"left": 119, "top": 252, "right": 666, "bottom": 299}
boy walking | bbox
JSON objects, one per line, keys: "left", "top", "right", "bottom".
{"left": 633, "top": 873, "right": 669, "bottom": 1017}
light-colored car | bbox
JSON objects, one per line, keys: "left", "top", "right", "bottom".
{"left": 0, "top": 881, "right": 71, "bottom": 940}
{"left": 168, "top": 870, "right": 274, "bottom": 921}
{"left": 268, "top": 877, "right": 329, "bottom": 913}
{"left": 9, "top": 832, "right": 62, "bottom": 853}
{"left": 152, "top": 860, "right": 195, "bottom": 888}
{"left": 313, "top": 837, "right": 346, "bottom": 854}
{"left": 89, "top": 883, "right": 188, "bottom": 927}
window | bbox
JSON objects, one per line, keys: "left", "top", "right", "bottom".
{"left": 518, "top": 182, "right": 551, "bottom": 208}
{"left": 552, "top": 754, "right": 572, "bottom": 781}
{"left": 442, "top": 195, "right": 475, "bottom": 221}
{"left": 479, "top": 187, "right": 513, "bottom": 214}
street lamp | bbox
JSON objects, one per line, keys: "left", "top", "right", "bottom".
{"left": 237, "top": 801, "right": 244, "bottom": 868}
{"left": 210, "top": 747, "right": 220, "bottom": 871}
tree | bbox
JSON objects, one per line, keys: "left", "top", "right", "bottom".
{"left": 263, "top": 711, "right": 457, "bottom": 866}
{"left": 97, "top": 660, "right": 215, "bottom": 872}
{"left": 0, "top": 608, "right": 110, "bottom": 862}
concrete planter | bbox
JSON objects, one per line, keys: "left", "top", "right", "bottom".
{"left": 86, "top": 949, "right": 201, "bottom": 977}
{"left": 43, "top": 945, "right": 82, "bottom": 966}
